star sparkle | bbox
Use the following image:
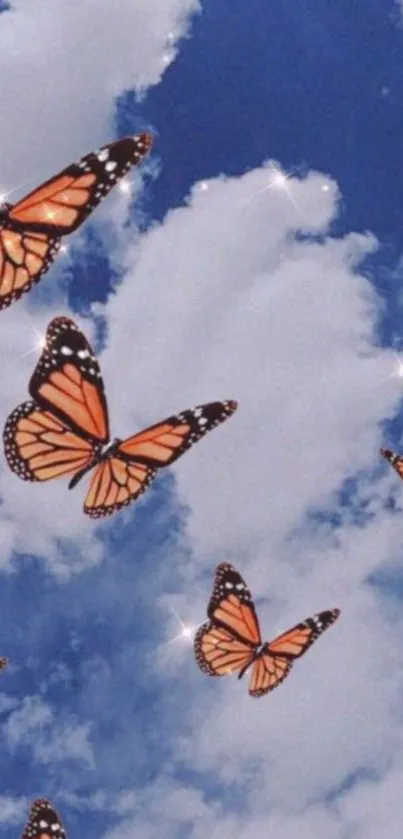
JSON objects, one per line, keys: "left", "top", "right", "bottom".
{"left": 118, "top": 179, "right": 131, "bottom": 195}
{"left": 376, "top": 352, "right": 403, "bottom": 389}
{"left": 245, "top": 162, "right": 301, "bottom": 213}
{"left": 17, "top": 315, "right": 46, "bottom": 361}
{"left": 163, "top": 606, "right": 201, "bottom": 647}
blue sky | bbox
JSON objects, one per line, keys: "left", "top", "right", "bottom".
{"left": 1, "top": 3, "right": 403, "bottom": 839}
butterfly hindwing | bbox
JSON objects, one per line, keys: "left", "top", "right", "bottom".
{"left": 0, "top": 133, "right": 152, "bottom": 310}
{"left": 83, "top": 456, "right": 157, "bottom": 519}
{"left": 29, "top": 316, "right": 109, "bottom": 444}
{"left": 22, "top": 799, "right": 66, "bottom": 839}
{"left": 194, "top": 622, "right": 255, "bottom": 676}
{"left": 117, "top": 401, "right": 238, "bottom": 467}
{"left": 0, "top": 230, "right": 60, "bottom": 310}
{"left": 3, "top": 400, "right": 99, "bottom": 482}
{"left": 248, "top": 608, "right": 341, "bottom": 698}
{"left": 380, "top": 447, "right": 403, "bottom": 480}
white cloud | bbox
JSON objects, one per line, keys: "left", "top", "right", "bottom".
{"left": 4, "top": 694, "right": 94, "bottom": 767}
{"left": 88, "top": 164, "right": 403, "bottom": 838}
{"left": 0, "top": 0, "right": 200, "bottom": 190}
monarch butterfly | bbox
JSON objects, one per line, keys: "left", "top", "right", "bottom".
{"left": 21, "top": 799, "right": 66, "bottom": 839}
{"left": 380, "top": 447, "right": 403, "bottom": 480}
{"left": 3, "top": 317, "right": 238, "bottom": 518}
{"left": 194, "top": 563, "right": 340, "bottom": 697}
{"left": 0, "top": 132, "right": 152, "bottom": 310}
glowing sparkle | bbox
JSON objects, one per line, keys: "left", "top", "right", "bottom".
{"left": 377, "top": 352, "right": 403, "bottom": 389}
{"left": 162, "top": 606, "right": 202, "bottom": 648}
{"left": 46, "top": 209, "right": 56, "bottom": 220}
{"left": 119, "top": 179, "right": 131, "bottom": 195}
{"left": 17, "top": 316, "right": 46, "bottom": 361}
{"left": 244, "top": 162, "right": 300, "bottom": 213}
{"left": 322, "top": 184, "right": 330, "bottom": 192}
{"left": 199, "top": 181, "right": 209, "bottom": 192}
{"left": 60, "top": 244, "right": 69, "bottom": 254}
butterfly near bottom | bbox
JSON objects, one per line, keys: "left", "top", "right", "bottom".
{"left": 194, "top": 563, "right": 340, "bottom": 697}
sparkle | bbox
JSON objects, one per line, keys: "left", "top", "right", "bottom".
{"left": 17, "top": 315, "right": 46, "bottom": 361}
{"left": 60, "top": 244, "right": 69, "bottom": 254}
{"left": 322, "top": 184, "right": 330, "bottom": 192}
{"left": 163, "top": 606, "right": 202, "bottom": 647}
{"left": 376, "top": 352, "right": 403, "bottom": 389}
{"left": 118, "top": 179, "right": 131, "bottom": 195}
{"left": 245, "top": 162, "right": 300, "bottom": 213}
{"left": 198, "top": 181, "right": 209, "bottom": 192}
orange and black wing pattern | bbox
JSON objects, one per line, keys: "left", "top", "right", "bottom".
{"left": 194, "top": 563, "right": 261, "bottom": 677}
{"left": 29, "top": 316, "right": 109, "bottom": 444}
{"left": 81, "top": 399, "right": 237, "bottom": 519}
{"left": 83, "top": 456, "right": 157, "bottom": 519}
{"left": 0, "top": 132, "right": 152, "bottom": 310}
{"left": 21, "top": 799, "right": 66, "bottom": 839}
{"left": 248, "top": 608, "right": 341, "bottom": 698}
{"left": 380, "top": 447, "right": 403, "bottom": 480}
{"left": 3, "top": 400, "right": 100, "bottom": 483}
{"left": 117, "top": 401, "right": 237, "bottom": 467}
{"left": 0, "top": 229, "right": 60, "bottom": 310}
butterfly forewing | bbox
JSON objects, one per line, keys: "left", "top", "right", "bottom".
{"left": 9, "top": 133, "right": 152, "bottom": 233}
{"left": 0, "top": 133, "right": 152, "bottom": 310}
{"left": 206, "top": 562, "right": 261, "bottom": 645}
{"left": 29, "top": 316, "right": 109, "bottom": 444}
{"left": 3, "top": 400, "right": 99, "bottom": 482}
{"left": 380, "top": 447, "right": 403, "bottom": 480}
{"left": 117, "top": 401, "right": 237, "bottom": 467}
{"left": 22, "top": 799, "right": 66, "bottom": 839}
{"left": 248, "top": 608, "right": 341, "bottom": 698}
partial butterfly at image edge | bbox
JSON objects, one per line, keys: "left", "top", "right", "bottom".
{"left": 0, "top": 132, "right": 152, "bottom": 311}
{"left": 21, "top": 798, "right": 66, "bottom": 839}
{"left": 380, "top": 446, "right": 403, "bottom": 480}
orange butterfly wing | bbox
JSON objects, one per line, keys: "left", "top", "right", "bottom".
{"left": 248, "top": 608, "right": 341, "bottom": 698}
{"left": 0, "top": 229, "right": 60, "bottom": 310}
{"left": 9, "top": 133, "right": 152, "bottom": 232}
{"left": 21, "top": 799, "right": 66, "bottom": 839}
{"left": 82, "top": 400, "right": 237, "bottom": 519}
{"left": 194, "top": 563, "right": 261, "bottom": 677}
{"left": 194, "top": 623, "right": 255, "bottom": 676}
{"left": 3, "top": 400, "right": 99, "bottom": 482}
{"left": 0, "top": 133, "right": 152, "bottom": 310}
{"left": 380, "top": 447, "right": 403, "bottom": 480}
{"left": 117, "top": 401, "right": 237, "bottom": 467}
{"left": 29, "top": 316, "right": 109, "bottom": 444}
{"left": 83, "top": 456, "right": 157, "bottom": 519}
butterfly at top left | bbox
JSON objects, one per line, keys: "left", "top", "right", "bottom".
{"left": 0, "top": 132, "right": 152, "bottom": 310}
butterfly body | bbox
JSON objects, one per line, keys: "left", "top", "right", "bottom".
{"left": 4, "top": 317, "right": 237, "bottom": 517}
{"left": 194, "top": 562, "right": 340, "bottom": 697}
{"left": 0, "top": 132, "right": 152, "bottom": 309}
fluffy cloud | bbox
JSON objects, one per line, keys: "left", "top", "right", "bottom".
{"left": 0, "top": 0, "right": 199, "bottom": 189}
{"left": 87, "top": 164, "right": 403, "bottom": 838}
